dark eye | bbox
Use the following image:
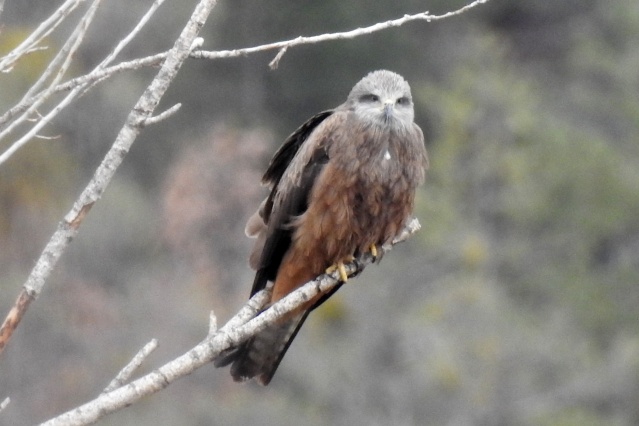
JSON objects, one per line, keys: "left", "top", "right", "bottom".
{"left": 360, "top": 94, "right": 380, "bottom": 103}
{"left": 396, "top": 96, "right": 411, "bottom": 106}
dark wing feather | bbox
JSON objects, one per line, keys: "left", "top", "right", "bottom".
{"left": 248, "top": 114, "right": 333, "bottom": 296}
{"left": 215, "top": 113, "right": 335, "bottom": 377}
{"left": 261, "top": 110, "right": 333, "bottom": 188}
{"left": 217, "top": 112, "right": 343, "bottom": 382}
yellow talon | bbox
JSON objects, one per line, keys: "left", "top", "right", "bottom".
{"left": 337, "top": 262, "right": 348, "bottom": 282}
{"left": 370, "top": 244, "right": 378, "bottom": 258}
{"left": 326, "top": 259, "right": 352, "bottom": 282}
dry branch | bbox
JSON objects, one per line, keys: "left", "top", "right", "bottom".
{"left": 191, "top": 0, "right": 490, "bottom": 68}
{"left": 102, "top": 339, "right": 159, "bottom": 394}
{"left": 0, "top": 52, "right": 167, "bottom": 129}
{"left": 0, "top": 290, "right": 34, "bottom": 353}
{"left": 0, "top": 0, "right": 86, "bottom": 73}
{"left": 0, "top": 0, "right": 489, "bottom": 162}
{"left": 39, "top": 218, "right": 420, "bottom": 426}
{"left": 0, "top": 0, "right": 168, "bottom": 166}
{"left": 0, "top": 0, "right": 102, "bottom": 163}
{"left": 0, "top": 0, "right": 220, "bottom": 356}
{"left": 0, "top": 397, "right": 9, "bottom": 414}
{"left": 140, "top": 103, "right": 182, "bottom": 127}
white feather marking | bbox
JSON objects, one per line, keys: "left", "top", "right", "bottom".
{"left": 384, "top": 149, "right": 391, "bottom": 160}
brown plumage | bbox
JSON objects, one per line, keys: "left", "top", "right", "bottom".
{"left": 214, "top": 70, "right": 428, "bottom": 385}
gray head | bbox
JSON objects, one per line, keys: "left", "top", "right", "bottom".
{"left": 345, "top": 70, "right": 415, "bottom": 131}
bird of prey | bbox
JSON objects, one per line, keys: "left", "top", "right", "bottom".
{"left": 215, "top": 70, "right": 428, "bottom": 385}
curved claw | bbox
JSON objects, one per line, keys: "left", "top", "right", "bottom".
{"left": 337, "top": 262, "right": 348, "bottom": 282}
{"left": 326, "top": 258, "right": 353, "bottom": 283}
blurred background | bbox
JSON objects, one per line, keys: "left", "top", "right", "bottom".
{"left": 1, "top": 0, "right": 639, "bottom": 425}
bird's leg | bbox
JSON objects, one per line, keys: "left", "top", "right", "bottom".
{"left": 326, "top": 256, "right": 355, "bottom": 282}
{"left": 370, "top": 244, "right": 378, "bottom": 259}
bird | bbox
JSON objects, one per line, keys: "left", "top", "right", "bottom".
{"left": 214, "top": 70, "right": 428, "bottom": 385}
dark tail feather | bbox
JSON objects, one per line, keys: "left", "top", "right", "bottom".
{"left": 216, "top": 311, "right": 310, "bottom": 385}
{"left": 214, "top": 282, "right": 345, "bottom": 384}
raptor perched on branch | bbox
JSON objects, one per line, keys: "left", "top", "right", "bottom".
{"left": 215, "top": 70, "right": 428, "bottom": 385}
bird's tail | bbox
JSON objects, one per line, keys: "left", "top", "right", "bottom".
{"left": 214, "top": 311, "right": 309, "bottom": 385}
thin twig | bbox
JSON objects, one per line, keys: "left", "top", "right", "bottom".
{"left": 209, "top": 311, "right": 218, "bottom": 335}
{"left": 102, "top": 339, "right": 159, "bottom": 394}
{"left": 0, "top": 52, "right": 167, "bottom": 129}
{"left": 99, "top": 0, "right": 166, "bottom": 69}
{"left": 0, "top": 397, "right": 10, "bottom": 414}
{"left": 39, "top": 218, "right": 419, "bottom": 426}
{"left": 0, "top": 0, "right": 85, "bottom": 73}
{"left": 35, "top": 134, "right": 61, "bottom": 140}
{"left": 190, "top": 37, "right": 204, "bottom": 52}
{"left": 194, "top": 0, "right": 489, "bottom": 65}
{"left": 74, "top": 0, "right": 167, "bottom": 100}
{"left": 0, "top": 0, "right": 102, "bottom": 164}
{"left": 219, "top": 289, "right": 270, "bottom": 333}
{"left": 140, "top": 103, "right": 181, "bottom": 127}
{"left": 268, "top": 46, "right": 288, "bottom": 70}
{"left": 0, "top": 0, "right": 168, "bottom": 166}
{"left": 21, "top": 0, "right": 99, "bottom": 102}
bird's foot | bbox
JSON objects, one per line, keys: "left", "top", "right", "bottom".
{"left": 370, "top": 244, "right": 378, "bottom": 259}
{"left": 326, "top": 256, "right": 355, "bottom": 282}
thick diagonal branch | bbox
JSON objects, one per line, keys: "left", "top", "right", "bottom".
{"left": 39, "top": 218, "right": 420, "bottom": 426}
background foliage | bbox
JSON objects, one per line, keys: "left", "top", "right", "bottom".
{"left": 1, "top": 0, "right": 639, "bottom": 425}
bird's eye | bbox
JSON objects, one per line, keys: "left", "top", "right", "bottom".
{"left": 360, "top": 94, "right": 380, "bottom": 103}
{"left": 396, "top": 96, "right": 411, "bottom": 106}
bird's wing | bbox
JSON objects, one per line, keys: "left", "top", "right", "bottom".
{"left": 220, "top": 112, "right": 353, "bottom": 384}
{"left": 246, "top": 111, "right": 345, "bottom": 297}
{"left": 214, "top": 112, "right": 347, "bottom": 381}
{"left": 244, "top": 110, "right": 334, "bottom": 271}
{"left": 261, "top": 110, "right": 334, "bottom": 188}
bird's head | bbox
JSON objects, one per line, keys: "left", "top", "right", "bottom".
{"left": 347, "top": 70, "right": 415, "bottom": 131}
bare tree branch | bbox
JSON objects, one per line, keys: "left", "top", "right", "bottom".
{"left": 0, "top": 288, "right": 35, "bottom": 354}
{"left": 0, "top": 0, "right": 101, "bottom": 164}
{"left": 0, "top": 52, "right": 167, "bottom": 129}
{"left": 102, "top": 339, "right": 159, "bottom": 394}
{"left": 97, "top": 0, "right": 166, "bottom": 70}
{"left": 192, "top": 0, "right": 490, "bottom": 67}
{"left": 0, "top": 0, "right": 169, "bottom": 166}
{"left": 140, "top": 103, "right": 182, "bottom": 127}
{"left": 0, "top": 0, "right": 102, "bottom": 164}
{"left": 0, "top": 0, "right": 85, "bottom": 73}
{"left": 209, "top": 311, "right": 218, "bottom": 334}
{"left": 23, "top": 0, "right": 101, "bottom": 101}
{"left": 0, "top": 0, "right": 220, "bottom": 356}
{"left": 0, "top": 397, "right": 9, "bottom": 414}
{"left": 39, "top": 218, "right": 420, "bottom": 426}
{"left": 0, "top": 0, "right": 489, "bottom": 162}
